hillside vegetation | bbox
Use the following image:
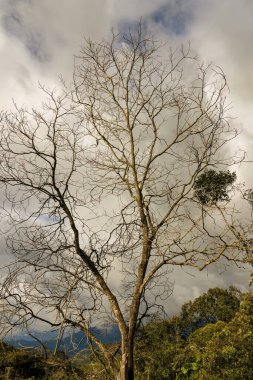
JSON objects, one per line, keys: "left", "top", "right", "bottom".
{"left": 1, "top": 287, "right": 252, "bottom": 380}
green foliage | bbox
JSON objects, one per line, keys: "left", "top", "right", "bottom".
{"left": 135, "top": 317, "right": 183, "bottom": 379}
{"left": 188, "top": 320, "right": 226, "bottom": 349}
{"left": 134, "top": 287, "right": 251, "bottom": 380}
{"left": 174, "top": 293, "right": 253, "bottom": 380}
{"left": 1, "top": 288, "right": 251, "bottom": 379}
{"left": 194, "top": 170, "right": 236, "bottom": 205}
{"left": 196, "top": 293, "right": 253, "bottom": 380}
{"left": 0, "top": 345, "right": 84, "bottom": 380}
{"left": 180, "top": 286, "right": 241, "bottom": 326}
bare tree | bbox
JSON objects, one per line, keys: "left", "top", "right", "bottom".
{"left": 0, "top": 25, "right": 243, "bottom": 379}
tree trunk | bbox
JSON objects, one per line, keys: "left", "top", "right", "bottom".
{"left": 116, "top": 343, "right": 134, "bottom": 380}
{"left": 116, "top": 363, "right": 134, "bottom": 380}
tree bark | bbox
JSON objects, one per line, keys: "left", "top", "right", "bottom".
{"left": 117, "top": 353, "right": 134, "bottom": 380}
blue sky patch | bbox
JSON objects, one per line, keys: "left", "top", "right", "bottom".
{"left": 151, "top": 0, "right": 195, "bottom": 35}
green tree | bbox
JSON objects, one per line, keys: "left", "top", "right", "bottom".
{"left": 135, "top": 317, "right": 183, "bottom": 380}
{"left": 180, "top": 286, "right": 241, "bottom": 333}
{"left": 194, "top": 170, "right": 236, "bottom": 205}
{"left": 198, "top": 293, "right": 253, "bottom": 379}
{"left": 173, "top": 293, "right": 253, "bottom": 380}
{"left": 134, "top": 288, "right": 242, "bottom": 379}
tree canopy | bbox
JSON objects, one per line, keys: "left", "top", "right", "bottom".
{"left": 0, "top": 24, "right": 248, "bottom": 380}
{"left": 134, "top": 288, "right": 252, "bottom": 380}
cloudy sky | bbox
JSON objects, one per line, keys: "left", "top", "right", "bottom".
{"left": 0, "top": 0, "right": 252, "bottom": 313}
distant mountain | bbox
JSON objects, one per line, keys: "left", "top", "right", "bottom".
{"left": 59, "top": 325, "right": 120, "bottom": 355}
{"left": 5, "top": 325, "right": 120, "bottom": 355}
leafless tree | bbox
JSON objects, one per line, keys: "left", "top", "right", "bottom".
{"left": 0, "top": 25, "right": 244, "bottom": 379}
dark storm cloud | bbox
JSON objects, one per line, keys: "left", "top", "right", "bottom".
{"left": 150, "top": 0, "right": 196, "bottom": 35}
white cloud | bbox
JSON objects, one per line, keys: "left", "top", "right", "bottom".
{"left": 187, "top": 0, "right": 253, "bottom": 174}
{"left": 0, "top": 0, "right": 252, "bottom": 315}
